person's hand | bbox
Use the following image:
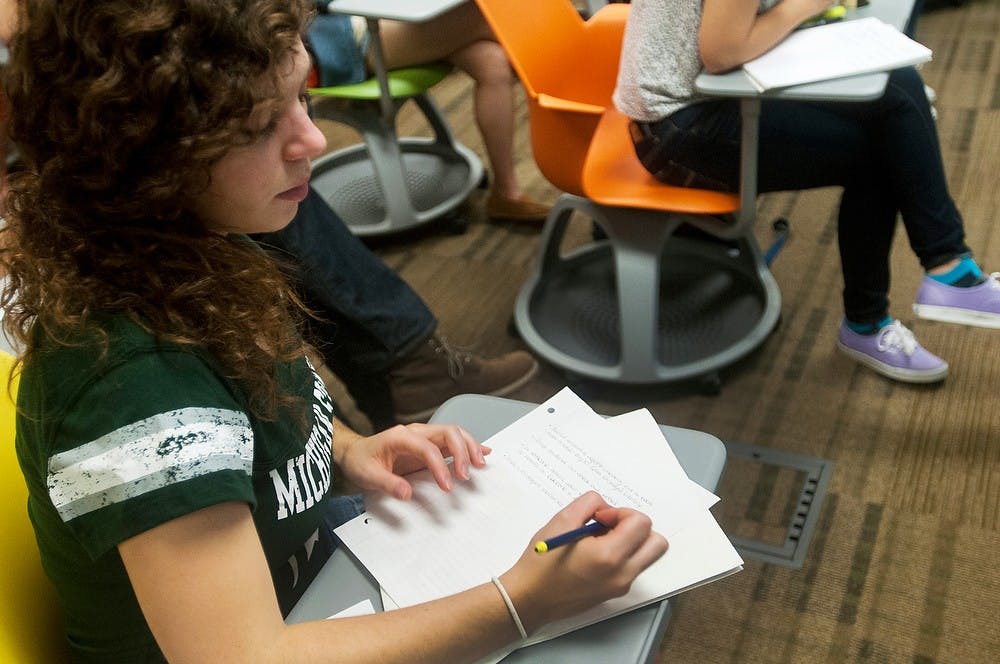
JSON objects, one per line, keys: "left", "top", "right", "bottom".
{"left": 336, "top": 422, "right": 489, "bottom": 500}
{"left": 498, "top": 492, "right": 668, "bottom": 633}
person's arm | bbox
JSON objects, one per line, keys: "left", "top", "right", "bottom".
{"left": 119, "top": 492, "right": 667, "bottom": 663}
{"left": 0, "top": 0, "right": 16, "bottom": 44}
{"left": 698, "top": 0, "right": 835, "bottom": 73}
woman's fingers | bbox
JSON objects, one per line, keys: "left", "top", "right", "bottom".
{"left": 607, "top": 511, "right": 668, "bottom": 577}
{"left": 406, "top": 423, "right": 486, "bottom": 480}
{"left": 531, "top": 492, "right": 614, "bottom": 543}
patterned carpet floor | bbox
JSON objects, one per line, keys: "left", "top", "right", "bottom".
{"left": 315, "top": 2, "right": 1000, "bottom": 661}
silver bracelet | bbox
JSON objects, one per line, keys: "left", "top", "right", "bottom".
{"left": 491, "top": 575, "right": 527, "bottom": 640}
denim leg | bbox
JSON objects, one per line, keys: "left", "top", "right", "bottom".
{"left": 252, "top": 187, "right": 437, "bottom": 422}
{"left": 647, "top": 100, "right": 896, "bottom": 322}
{"left": 323, "top": 493, "right": 366, "bottom": 534}
{"left": 853, "top": 67, "right": 969, "bottom": 270}
{"left": 639, "top": 67, "right": 970, "bottom": 324}
{"left": 756, "top": 98, "right": 899, "bottom": 323}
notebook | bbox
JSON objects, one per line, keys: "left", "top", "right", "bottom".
{"left": 334, "top": 388, "right": 743, "bottom": 660}
{"left": 742, "top": 16, "right": 932, "bottom": 92}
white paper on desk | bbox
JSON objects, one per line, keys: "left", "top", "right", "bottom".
{"left": 742, "top": 17, "right": 932, "bottom": 92}
{"left": 605, "top": 409, "right": 721, "bottom": 527}
{"left": 326, "top": 598, "right": 375, "bottom": 619}
{"left": 334, "top": 387, "right": 742, "bottom": 649}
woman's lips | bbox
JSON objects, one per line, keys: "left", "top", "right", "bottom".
{"left": 276, "top": 183, "right": 309, "bottom": 202}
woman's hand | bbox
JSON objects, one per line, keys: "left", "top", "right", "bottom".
{"left": 335, "top": 421, "right": 489, "bottom": 500}
{"left": 498, "top": 492, "right": 669, "bottom": 633}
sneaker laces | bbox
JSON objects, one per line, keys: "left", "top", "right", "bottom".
{"left": 876, "top": 321, "right": 918, "bottom": 356}
{"left": 431, "top": 335, "right": 473, "bottom": 379}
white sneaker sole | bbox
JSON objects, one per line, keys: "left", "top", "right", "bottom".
{"left": 837, "top": 341, "right": 949, "bottom": 383}
{"left": 912, "top": 303, "right": 1000, "bottom": 329}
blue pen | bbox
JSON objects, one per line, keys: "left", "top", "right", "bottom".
{"left": 534, "top": 521, "right": 608, "bottom": 553}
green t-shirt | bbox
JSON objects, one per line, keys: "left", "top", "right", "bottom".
{"left": 15, "top": 317, "right": 337, "bottom": 662}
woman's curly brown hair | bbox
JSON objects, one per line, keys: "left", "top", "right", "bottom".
{"left": 0, "top": 0, "right": 316, "bottom": 420}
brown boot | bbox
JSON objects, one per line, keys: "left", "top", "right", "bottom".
{"left": 389, "top": 335, "right": 539, "bottom": 423}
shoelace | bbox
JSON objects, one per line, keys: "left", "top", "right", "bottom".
{"left": 431, "top": 335, "right": 472, "bottom": 379}
{"left": 876, "top": 321, "right": 918, "bottom": 356}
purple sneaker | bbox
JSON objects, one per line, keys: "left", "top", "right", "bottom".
{"left": 837, "top": 320, "right": 948, "bottom": 383}
{"left": 913, "top": 272, "right": 1000, "bottom": 329}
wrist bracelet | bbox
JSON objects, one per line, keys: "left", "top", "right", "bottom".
{"left": 491, "top": 575, "right": 528, "bottom": 640}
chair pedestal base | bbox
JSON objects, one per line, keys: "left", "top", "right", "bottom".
{"left": 310, "top": 138, "right": 481, "bottom": 236}
{"left": 514, "top": 196, "right": 781, "bottom": 384}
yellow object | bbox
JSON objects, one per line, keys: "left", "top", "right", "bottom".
{"left": 825, "top": 6, "right": 847, "bottom": 19}
{"left": 534, "top": 541, "right": 549, "bottom": 553}
{"left": 0, "top": 351, "right": 71, "bottom": 662}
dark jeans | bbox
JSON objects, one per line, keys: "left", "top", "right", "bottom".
{"left": 633, "top": 66, "right": 970, "bottom": 324}
{"left": 252, "top": 187, "right": 436, "bottom": 425}
{"left": 905, "top": 0, "right": 925, "bottom": 37}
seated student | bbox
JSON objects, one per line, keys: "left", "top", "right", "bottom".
{"left": 313, "top": 2, "right": 549, "bottom": 222}
{"left": 252, "top": 187, "right": 538, "bottom": 430}
{"left": 614, "top": 0, "right": 999, "bottom": 383}
{"left": 1, "top": 1, "right": 667, "bottom": 661}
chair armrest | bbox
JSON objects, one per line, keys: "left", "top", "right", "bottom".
{"left": 536, "top": 93, "right": 604, "bottom": 116}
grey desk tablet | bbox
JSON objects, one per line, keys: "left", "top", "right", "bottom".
{"left": 287, "top": 394, "right": 727, "bottom": 663}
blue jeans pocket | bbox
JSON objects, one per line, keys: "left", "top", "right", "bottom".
{"left": 324, "top": 493, "right": 366, "bottom": 533}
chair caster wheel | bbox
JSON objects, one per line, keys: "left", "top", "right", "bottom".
{"left": 698, "top": 373, "right": 722, "bottom": 396}
{"left": 443, "top": 213, "right": 470, "bottom": 235}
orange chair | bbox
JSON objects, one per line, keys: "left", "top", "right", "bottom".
{"left": 476, "top": 0, "right": 780, "bottom": 387}
{"left": 1, "top": 351, "right": 72, "bottom": 662}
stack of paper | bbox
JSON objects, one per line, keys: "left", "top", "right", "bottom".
{"left": 334, "top": 388, "right": 743, "bottom": 657}
{"left": 742, "top": 16, "right": 932, "bottom": 92}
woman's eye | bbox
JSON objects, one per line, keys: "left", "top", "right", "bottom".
{"left": 298, "top": 91, "right": 312, "bottom": 115}
{"left": 257, "top": 118, "right": 279, "bottom": 139}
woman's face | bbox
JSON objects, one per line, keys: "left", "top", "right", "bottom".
{"left": 194, "top": 39, "right": 327, "bottom": 235}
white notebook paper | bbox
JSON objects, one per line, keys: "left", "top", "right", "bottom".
{"left": 742, "top": 16, "right": 932, "bottom": 92}
{"left": 334, "top": 388, "right": 743, "bottom": 657}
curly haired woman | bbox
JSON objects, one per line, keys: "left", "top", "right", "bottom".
{"left": 0, "top": 1, "right": 666, "bottom": 661}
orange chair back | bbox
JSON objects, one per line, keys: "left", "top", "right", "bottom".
{"left": 475, "top": 0, "right": 625, "bottom": 106}
{"left": 475, "top": 0, "right": 630, "bottom": 195}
